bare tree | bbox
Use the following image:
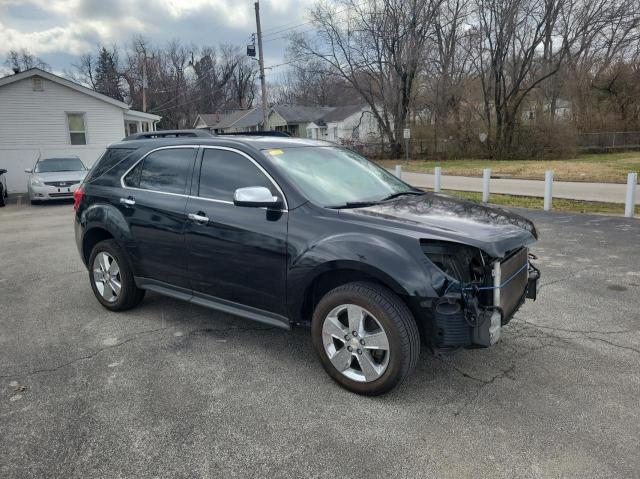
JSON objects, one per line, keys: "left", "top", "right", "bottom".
{"left": 276, "top": 57, "right": 357, "bottom": 106}
{"left": 292, "top": 0, "right": 443, "bottom": 157}
{"left": 4, "top": 48, "right": 50, "bottom": 73}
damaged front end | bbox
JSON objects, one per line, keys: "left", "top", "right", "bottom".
{"left": 421, "top": 240, "right": 540, "bottom": 350}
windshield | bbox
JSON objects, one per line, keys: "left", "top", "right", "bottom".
{"left": 34, "top": 158, "right": 86, "bottom": 173}
{"left": 265, "top": 146, "right": 416, "bottom": 207}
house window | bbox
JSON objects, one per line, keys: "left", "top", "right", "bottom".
{"left": 32, "top": 77, "right": 44, "bottom": 91}
{"left": 67, "top": 113, "right": 87, "bottom": 145}
{"left": 333, "top": 127, "right": 338, "bottom": 139}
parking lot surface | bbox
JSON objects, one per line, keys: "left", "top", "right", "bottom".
{"left": 1, "top": 201, "right": 639, "bottom": 478}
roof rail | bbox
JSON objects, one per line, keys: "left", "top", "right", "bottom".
{"left": 217, "top": 131, "right": 291, "bottom": 137}
{"left": 122, "top": 129, "right": 214, "bottom": 141}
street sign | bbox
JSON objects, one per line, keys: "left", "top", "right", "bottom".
{"left": 403, "top": 128, "right": 411, "bottom": 139}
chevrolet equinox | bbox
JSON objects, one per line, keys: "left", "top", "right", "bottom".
{"left": 74, "top": 133, "right": 540, "bottom": 395}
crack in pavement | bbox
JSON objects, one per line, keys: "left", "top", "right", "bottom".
{"left": 518, "top": 320, "right": 640, "bottom": 356}
{"left": 582, "top": 336, "right": 640, "bottom": 355}
{"left": 451, "top": 363, "right": 518, "bottom": 417}
{"left": 520, "top": 320, "right": 639, "bottom": 336}
{"left": 0, "top": 326, "right": 172, "bottom": 380}
{"left": 538, "top": 266, "right": 600, "bottom": 291}
{"left": 0, "top": 323, "right": 281, "bottom": 381}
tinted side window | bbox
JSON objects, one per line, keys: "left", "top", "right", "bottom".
{"left": 86, "top": 148, "right": 136, "bottom": 182}
{"left": 127, "top": 148, "right": 195, "bottom": 194}
{"left": 198, "top": 149, "right": 275, "bottom": 201}
{"left": 123, "top": 161, "right": 143, "bottom": 188}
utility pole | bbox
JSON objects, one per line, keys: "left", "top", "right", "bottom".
{"left": 142, "top": 53, "right": 148, "bottom": 113}
{"left": 254, "top": 1, "right": 268, "bottom": 130}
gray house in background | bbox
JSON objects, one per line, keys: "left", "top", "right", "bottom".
{"left": 193, "top": 108, "right": 263, "bottom": 133}
{"left": 306, "top": 104, "right": 381, "bottom": 142}
{"left": 267, "top": 105, "right": 335, "bottom": 137}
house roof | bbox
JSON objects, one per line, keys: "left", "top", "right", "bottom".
{"left": 319, "top": 104, "right": 366, "bottom": 123}
{"left": 195, "top": 110, "right": 249, "bottom": 129}
{"left": 231, "top": 108, "right": 263, "bottom": 128}
{"left": 194, "top": 113, "right": 218, "bottom": 127}
{"left": 0, "top": 67, "right": 160, "bottom": 120}
{"left": 271, "top": 105, "right": 335, "bottom": 123}
{"left": 0, "top": 68, "right": 129, "bottom": 109}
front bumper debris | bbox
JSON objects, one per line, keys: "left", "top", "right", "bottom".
{"left": 431, "top": 248, "right": 540, "bottom": 350}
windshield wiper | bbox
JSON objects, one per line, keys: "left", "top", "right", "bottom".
{"left": 379, "top": 190, "right": 425, "bottom": 202}
{"left": 329, "top": 201, "right": 381, "bottom": 209}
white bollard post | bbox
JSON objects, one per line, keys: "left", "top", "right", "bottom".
{"left": 625, "top": 172, "right": 637, "bottom": 218}
{"left": 434, "top": 167, "right": 441, "bottom": 192}
{"left": 544, "top": 170, "right": 553, "bottom": 211}
{"left": 482, "top": 168, "right": 491, "bottom": 203}
{"left": 395, "top": 164, "right": 402, "bottom": 179}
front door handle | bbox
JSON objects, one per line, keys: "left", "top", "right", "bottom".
{"left": 120, "top": 197, "right": 135, "bottom": 206}
{"left": 188, "top": 212, "right": 209, "bottom": 224}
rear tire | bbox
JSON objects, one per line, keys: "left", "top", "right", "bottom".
{"left": 88, "top": 239, "right": 145, "bottom": 311}
{"left": 311, "top": 281, "right": 420, "bottom": 396}
{"left": 0, "top": 185, "right": 5, "bottom": 207}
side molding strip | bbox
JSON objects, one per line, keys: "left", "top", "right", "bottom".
{"left": 134, "top": 277, "right": 291, "bottom": 330}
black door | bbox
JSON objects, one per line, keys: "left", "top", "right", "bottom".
{"left": 185, "top": 147, "right": 288, "bottom": 316}
{"left": 119, "top": 147, "right": 197, "bottom": 288}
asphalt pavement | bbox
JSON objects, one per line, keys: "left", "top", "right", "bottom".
{"left": 1, "top": 201, "right": 639, "bottom": 478}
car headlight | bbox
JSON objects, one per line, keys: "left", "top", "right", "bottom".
{"left": 30, "top": 176, "right": 45, "bottom": 187}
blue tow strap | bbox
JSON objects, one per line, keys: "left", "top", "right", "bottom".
{"left": 462, "top": 262, "right": 529, "bottom": 292}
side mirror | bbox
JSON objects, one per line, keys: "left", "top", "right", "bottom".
{"left": 25, "top": 168, "right": 33, "bottom": 174}
{"left": 234, "top": 186, "right": 281, "bottom": 208}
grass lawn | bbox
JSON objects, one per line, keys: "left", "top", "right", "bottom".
{"left": 439, "top": 189, "right": 640, "bottom": 216}
{"left": 376, "top": 151, "right": 640, "bottom": 183}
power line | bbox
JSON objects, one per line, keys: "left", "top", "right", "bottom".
{"left": 259, "top": 2, "right": 367, "bottom": 40}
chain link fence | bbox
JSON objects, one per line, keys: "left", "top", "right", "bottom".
{"left": 578, "top": 132, "right": 640, "bottom": 152}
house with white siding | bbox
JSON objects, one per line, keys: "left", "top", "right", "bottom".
{"left": 306, "top": 104, "right": 382, "bottom": 143}
{"left": 0, "top": 68, "right": 160, "bottom": 194}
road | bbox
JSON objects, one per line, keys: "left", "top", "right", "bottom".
{"left": 394, "top": 170, "right": 639, "bottom": 204}
{"left": 1, "top": 201, "right": 639, "bottom": 478}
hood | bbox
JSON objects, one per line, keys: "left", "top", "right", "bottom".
{"left": 342, "top": 193, "right": 538, "bottom": 258}
{"left": 33, "top": 170, "right": 87, "bottom": 183}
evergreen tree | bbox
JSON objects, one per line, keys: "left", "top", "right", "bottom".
{"left": 95, "top": 47, "right": 124, "bottom": 101}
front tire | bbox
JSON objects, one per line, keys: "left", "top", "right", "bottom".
{"left": 311, "top": 282, "right": 420, "bottom": 395}
{"left": 88, "top": 239, "right": 145, "bottom": 311}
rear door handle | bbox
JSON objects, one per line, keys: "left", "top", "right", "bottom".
{"left": 188, "top": 212, "right": 209, "bottom": 224}
{"left": 120, "top": 197, "right": 135, "bottom": 206}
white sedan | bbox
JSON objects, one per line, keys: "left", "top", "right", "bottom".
{"left": 26, "top": 157, "right": 88, "bottom": 205}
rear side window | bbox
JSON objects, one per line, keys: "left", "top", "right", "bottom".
{"left": 124, "top": 148, "right": 195, "bottom": 195}
{"left": 198, "top": 149, "right": 275, "bottom": 201}
{"left": 86, "top": 148, "right": 136, "bottom": 182}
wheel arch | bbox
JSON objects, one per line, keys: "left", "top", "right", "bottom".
{"left": 79, "top": 203, "right": 135, "bottom": 268}
{"left": 294, "top": 261, "right": 415, "bottom": 327}
{"left": 82, "top": 227, "right": 115, "bottom": 265}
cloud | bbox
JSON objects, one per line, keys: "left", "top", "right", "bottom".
{"left": 0, "top": 0, "right": 317, "bottom": 72}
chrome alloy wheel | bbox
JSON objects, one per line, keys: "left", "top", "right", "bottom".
{"left": 92, "top": 252, "right": 121, "bottom": 303}
{"left": 321, "top": 304, "right": 390, "bottom": 382}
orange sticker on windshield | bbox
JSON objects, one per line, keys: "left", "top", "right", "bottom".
{"left": 267, "top": 149, "right": 284, "bottom": 156}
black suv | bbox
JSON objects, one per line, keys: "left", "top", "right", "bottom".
{"left": 74, "top": 135, "right": 539, "bottom": 395}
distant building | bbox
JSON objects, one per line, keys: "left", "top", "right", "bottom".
{"left": 522, "top": 99, "right": 572, "bottom": 122}
{"left": 0, "top": 68, "right": 160, "bottom": 194}
{"left": 306, "top": 104, "right": 381, "bottom": 142}
{"left": 193, "top": 110, "right": 249, "bottom": 133}
{"left": 194, "top": 108, "right": 263, "bottom": 133}
{"left": 267, "top": 105, "right": 335, "bottom": 137}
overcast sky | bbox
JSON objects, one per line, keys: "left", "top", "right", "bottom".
{"left": 0, "top": 0, "right": 316, "bottom": 77}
